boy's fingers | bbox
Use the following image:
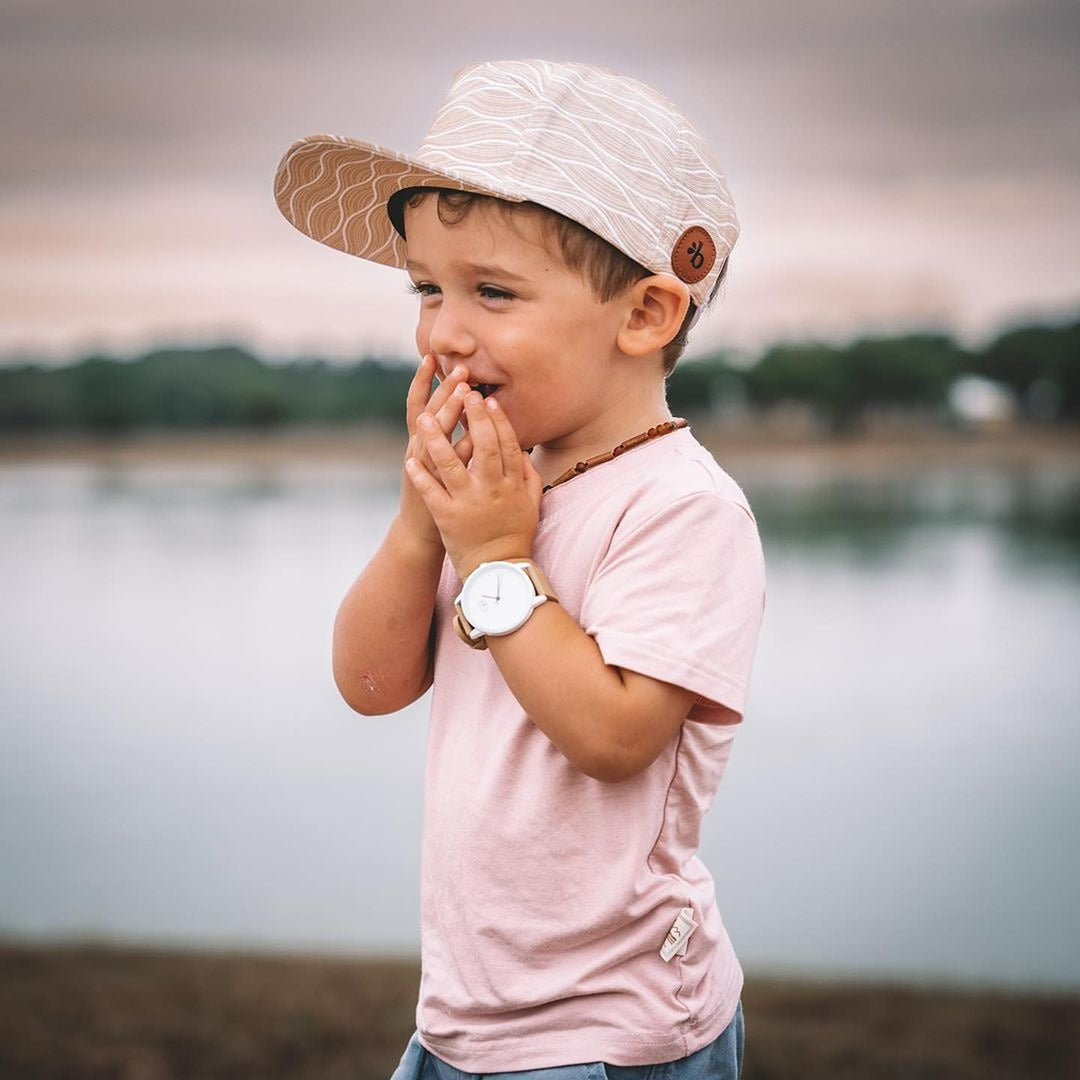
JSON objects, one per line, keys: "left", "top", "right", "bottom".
{"left": 453, "top": 431, "right": 474, "bottom": 464}
{"left": 405, "top": 354, "right": 436, "bottom": 430}
{"left": 426, "top": 360, "right": 469, "bottom": 418}
{"left": 485, "top": 397, "right": 523, "bottom": 472}
{"left": 405, "top": 455, "right": 450, "bottom": 511}
{"left": 406, "top": 422, "right": 461, "bottom": 483}
{"left": 418, "top": 413, "right": 470, "bottom": 489}
{"left": 408, "top": 356, "right": 469, "bottom": 434}
{"left": 432, "top": 381, "right": 468, "bottom": 437}
{"left": 405, "top": 432, "right": 441, "bottom": 481}
{"left": 463, "top": 392, "right": 502, "bottom": 477}
{"left": 522, "top": 446, "right": 544, "bottom": 505}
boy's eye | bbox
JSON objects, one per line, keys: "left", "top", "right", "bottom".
{"left": 478, "top": 285, "right": 515, "bottom": 301}
{"left": 406, "top": 281, "right": 513, "bottom": 301}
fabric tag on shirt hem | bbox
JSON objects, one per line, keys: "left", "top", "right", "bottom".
{"left": 660, "top": 906, "right": 698, "bottom": 961}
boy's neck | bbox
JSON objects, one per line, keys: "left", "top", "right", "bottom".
{"left": 529, "top": 388, "right": 675, "bottom": 489}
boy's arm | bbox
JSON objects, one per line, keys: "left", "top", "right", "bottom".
{"left": 406, "top": 392, "right": 698, "bottom": 779}
{"left": 331, "top": 515, "right": 444, "bottom": 715}
{"left": 332, "top": 356, "right": 472, "bottom": 715}
{"left": 485, "top": 604, "right": 698, "bottom": 782}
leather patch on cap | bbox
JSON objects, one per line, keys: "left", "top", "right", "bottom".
{"left": 671, "top": 226, "right": 716, "bottom": 285}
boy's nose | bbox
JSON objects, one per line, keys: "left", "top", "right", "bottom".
{"left": 427, "top": 302, "right": 477, "bottom": 362}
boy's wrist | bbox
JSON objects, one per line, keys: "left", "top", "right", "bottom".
{"left": 455, "top": 544, "right": 533, "bottom": 583}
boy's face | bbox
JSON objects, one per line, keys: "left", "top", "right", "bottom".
{"left": 403, "top": 196, "right": 630, "bottom": 454}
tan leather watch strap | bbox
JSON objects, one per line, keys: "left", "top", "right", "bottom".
{"left": 517, "top": 559, "right": 557, "bottom": 604}
{"left": 453, "top": 611, "right": 485, "bottom": 650}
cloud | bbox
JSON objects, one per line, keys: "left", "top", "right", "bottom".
{"left": 5, "top": 0, "right": 1078, "bottom": 190}
{"left": 2, "top": 0, "right": 1078, "bottom": 358}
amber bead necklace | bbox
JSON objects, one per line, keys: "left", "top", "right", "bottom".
{"left": 540, "top": 418, "right": 688, "bottom": 493}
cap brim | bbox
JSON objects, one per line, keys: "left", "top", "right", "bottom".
{"left": 273, "top": 134, "right": 522, "bottom": 267}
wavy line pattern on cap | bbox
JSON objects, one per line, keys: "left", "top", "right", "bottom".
{"left": 273, "top": 60, "right": 739, "bottom": 307}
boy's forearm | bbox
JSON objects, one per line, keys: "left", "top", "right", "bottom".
{"left": 332, "top": 515, "right": 445, "bottom": 715}
{"left": 485, "top": 600, "right": 692, "bottom": 782}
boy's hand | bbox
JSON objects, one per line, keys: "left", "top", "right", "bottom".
{"left": 400, "top": 354, "right": 475, "bottom": 552}
{"left": 406, "top": 391, "right": 542, "bottom": 580}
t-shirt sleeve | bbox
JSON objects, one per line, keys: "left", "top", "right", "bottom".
{"left": 580, "top": 492, "right": 766, "bottom": 721}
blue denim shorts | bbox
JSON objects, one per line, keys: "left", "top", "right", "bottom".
{"left": 389, "top": 1002, "right": 744, "bottom": 1080}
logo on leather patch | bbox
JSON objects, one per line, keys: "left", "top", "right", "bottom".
{"left": 671, "top": 226, "right": 716, "bottom": 285}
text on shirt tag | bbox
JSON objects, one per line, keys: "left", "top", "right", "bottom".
{"left": 660, "top": 907, "right": 699, "bottom": 962}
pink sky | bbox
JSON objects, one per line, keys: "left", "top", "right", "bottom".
{"left": 2, "top": 0, "right": 1078, "bottom": 364}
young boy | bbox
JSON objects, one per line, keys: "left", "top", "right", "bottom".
{"left": 274, "top": 60, "right": 766, "bottom": 1078}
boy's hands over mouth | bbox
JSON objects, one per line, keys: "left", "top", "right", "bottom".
{"left": 407, "top": 390, "right": 542, "bottom": 580}
{"left": 401, "top": 353, "right": 476, "bottom": 552}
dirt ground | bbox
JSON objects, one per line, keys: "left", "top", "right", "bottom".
{"left": 1, "top": 944, "right": 1076, "bottom": 1079}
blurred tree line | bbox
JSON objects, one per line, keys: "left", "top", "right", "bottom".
{"left": 0, "top": 317, "right": 1076, "bottom": 434}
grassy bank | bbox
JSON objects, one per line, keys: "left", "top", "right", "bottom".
{"left": 1, "top": 944, "right": 1076, "bottom": 1079}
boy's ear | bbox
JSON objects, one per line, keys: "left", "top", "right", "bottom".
{"left": 616, "top": 276, "right": 691, "bottom": 358}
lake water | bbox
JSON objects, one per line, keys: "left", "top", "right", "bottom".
{"left": 2, "top": 444, "right": 1079, "bottom": 990}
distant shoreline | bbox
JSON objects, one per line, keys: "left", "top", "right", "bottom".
{"left": 1, "top": 421, "right": 1078, "bottom": 476}
{"left": 1, "top": 942, "right": 1076, "bottom": 1079}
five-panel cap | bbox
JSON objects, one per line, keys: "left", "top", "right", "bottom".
{"left": 273, "top": 59, "right": 739, "bottom": 308}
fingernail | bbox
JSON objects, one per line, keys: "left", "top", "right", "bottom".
{"left": 452, "top": 364, "right": 466, "bottom": 378}
{"left": 453, "top": 382, "right": 467, "bottom": 397}
{"left": 485, "top": 397, "right": 499, "bottom": 410}
{"left": 418, "top": 413, "right": 434, "bottom": 429}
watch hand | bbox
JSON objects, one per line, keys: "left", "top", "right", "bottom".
{"left": 481, "top": 594, "right": 499, "bottom": 601}
{"left": 496, "top": 574, "right": 502, "bottom": 601}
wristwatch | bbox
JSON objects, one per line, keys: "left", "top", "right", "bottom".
{"left": 453, "top": 560, "right": 558, "bottom": 650}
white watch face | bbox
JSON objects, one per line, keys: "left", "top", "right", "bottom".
{"left": 460, "top": 562, "right": 537, "bottom": 636}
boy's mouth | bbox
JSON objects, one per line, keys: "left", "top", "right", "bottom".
{"left": 470, "top": 383, "right": 500, "bottom": 398}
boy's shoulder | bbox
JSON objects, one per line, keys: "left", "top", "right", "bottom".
{"left": 616, "top": 429, "right": 755, "bottom": 522}
{"left": 541, "top": 428, "right": 756, "bottom": 544}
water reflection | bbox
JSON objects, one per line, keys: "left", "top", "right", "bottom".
{"left": 1, "top": 451, "right": 1078, "bottom": 988}
{"left": 744, "top": 461, "right": 1080, "bottom": 566}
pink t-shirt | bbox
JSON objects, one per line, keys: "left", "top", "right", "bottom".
{"left": 417, "top": 427, "right": 767, "bottom": 1069}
